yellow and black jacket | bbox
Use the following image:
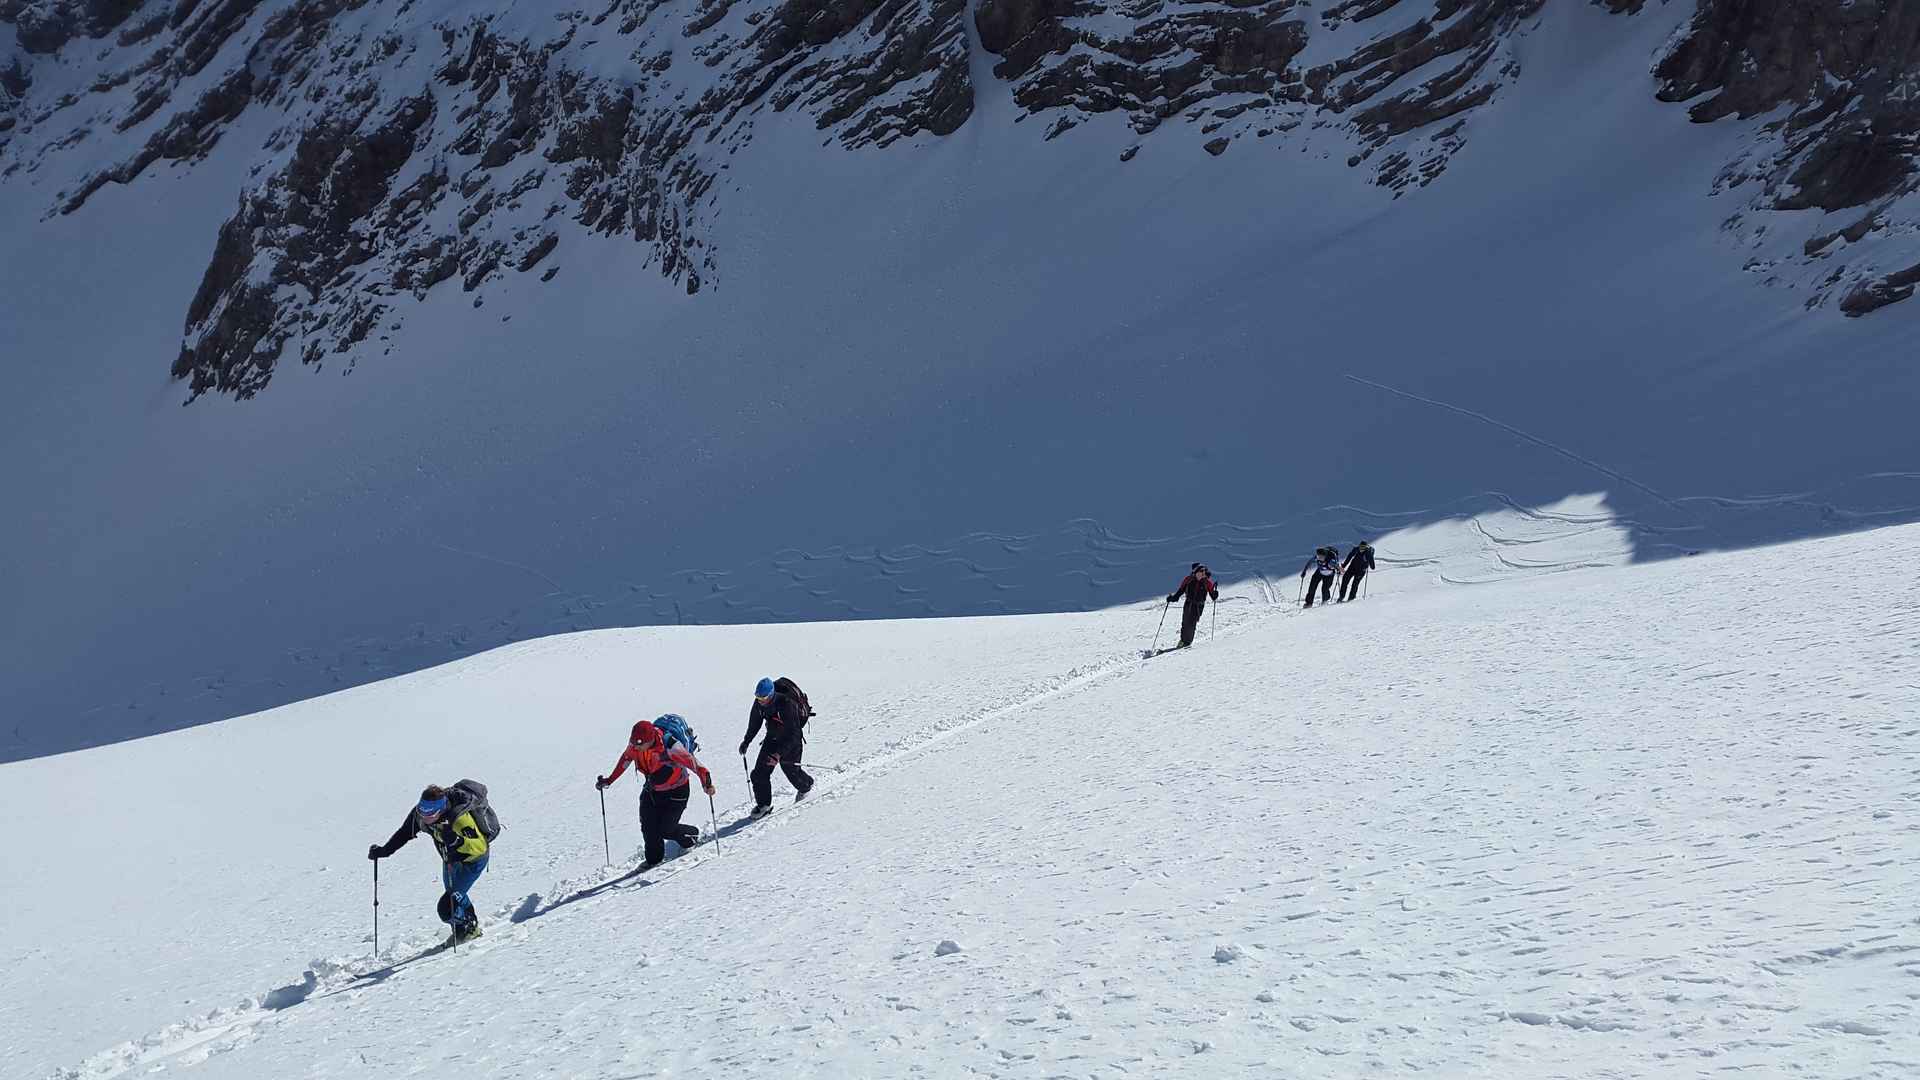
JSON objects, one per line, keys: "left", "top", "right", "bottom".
{"left": 373, "top": 794, "right": 490, "bottom": 864}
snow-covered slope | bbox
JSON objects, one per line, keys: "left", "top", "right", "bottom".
{"left": 4, "top": 0, "right": 1920, "bottom": 759}
{"left": 5, "top": 523, "right": 1915, "bottom": 1079}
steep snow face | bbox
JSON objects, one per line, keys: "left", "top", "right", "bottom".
{"left": 4, "top": 523, "right": 1916, "bottom": 1079}
{"left": 3, "top": 0, "right": 1920, "bottom": 759}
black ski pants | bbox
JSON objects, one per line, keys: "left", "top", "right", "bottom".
{"left": 1339, "top": 568, "right": 1366, "bottom": 601}
{"left": 639, "top": 784, "right": 698, "bottom": 866}
{"left": 751, "top": 737, "right": 814, "bottom": 809}
{"left": 1178, "top": 601, "right": 1206, "bottom": 646}
{"left": 1303, "top": 573, "right": 1333, "bottom": 607}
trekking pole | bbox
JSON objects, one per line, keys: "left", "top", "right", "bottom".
{"left": 1210, "top": 596, "right": 1217, "bottom": 642}
{"left": 708, "top": 791, "right": 722, "bottom": 853}
{"left": 598, "top": 787, "right": 611, "bottom": 867}
{"left": 1148, "top": 599, "right": 1170, "bottom": 654}
{"left": 372, "top": 859, "right": 380, "bottom": 957}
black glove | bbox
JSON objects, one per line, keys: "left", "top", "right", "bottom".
{"left": 595, "top": 776, "right": 609, "bottom": 790}
{"left": 367, "top": 844, "right": 383, "bottom": 861}
{"left": 1166, "top": 594, "right": 1176, "bottom": 603}
{"left": 738, "top": 740, "right": 751, "bottom": 757}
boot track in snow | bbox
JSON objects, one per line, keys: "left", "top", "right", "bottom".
{"left": 49, "top": 596, "right": 1285, "bottom": 1080}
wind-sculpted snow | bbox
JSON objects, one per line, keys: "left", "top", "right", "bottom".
{"left": 10, "top": 524, "right": 1919, "bottom": 1078}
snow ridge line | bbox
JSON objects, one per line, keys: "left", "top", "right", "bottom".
{"left": 48, "top": 598, "right": 1283, "bottom": 1080}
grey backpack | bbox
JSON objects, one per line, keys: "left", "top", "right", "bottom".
{"left": 452, "top": 779, "right": 502, "bottom": 841}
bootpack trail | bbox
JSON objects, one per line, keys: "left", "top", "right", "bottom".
{"left": 48, "top": 595, "right": 1287, "bottom": 1080}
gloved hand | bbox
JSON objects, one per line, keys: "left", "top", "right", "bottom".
{"left": 595, "top": 775, "right": 609, "bottom": 790}
{"left": 1166, "top": 594, "right": 1176, "bottom": 602}
{"left": 702, "top": 779, "right": 716, "bottom": 796}
{"left": 738, "top": 740, "right": 751, "bottom": 757}
{"left": 367, "top": 844, "right": 383, "bottom": 861}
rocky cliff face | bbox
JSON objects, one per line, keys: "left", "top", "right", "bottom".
{"left": 1653, "top": 0, "right": 1920, "bottom": 315}
{"left": 3, "top": 0, "right": 977, "bottom": 398}
{"left": 976, "top": 0, "right": 1543, "bottom": 187}
{"left": 2, "top": 0, "right": 1918, "bottom": 400}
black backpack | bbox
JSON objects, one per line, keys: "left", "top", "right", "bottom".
{"left": 773, "top": 677, "right": 814, "bottom": 723}
{"left": 452, "top": 778, "right": 502, "bottom": 841}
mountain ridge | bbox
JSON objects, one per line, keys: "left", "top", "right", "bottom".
{"left": 6, "top": 0, "right": 1920, "bottom": 401}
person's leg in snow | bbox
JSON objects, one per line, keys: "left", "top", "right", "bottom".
{"left": 439, "top": 854, "right": 488, "bottom": 939}
{"left": 1340, "top": 569, "right": 1364, "bottom": 601}
{"left": 1305, "top": 574, "right": 1332, "bottom": 607}
{"left": 639, "top": 785, "right": 691, "bottom": 867}
{"left": 779, "top": 735, "right": 815, "bottom": 800}
{"left": 750, "top": 746, "right": 779, "bottom": 810}
{"left": 1179, "top": 603, "right": 1202, "bottom": 647}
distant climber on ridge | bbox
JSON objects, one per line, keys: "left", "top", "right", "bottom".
{"left": 1167, "top": 563, "right": 1219, "bottom": 648}
{"left": 1301, "top": 546, "right": 1340, "bottom": 608}
{"left": 1339, "top": 540, "right": 1376, "bottom": 602}
{"left": 598, "top": 717, "right": 715, "bottom": 869}
{"left": 740, "top": 677, "right": 814, "bottom": 816}
{"left": 367, "top": 780, "right": 500, "bottom": 944}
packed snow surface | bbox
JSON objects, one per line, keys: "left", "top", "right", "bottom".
{"left": 4, "top": 522, "right": 1916, "bottom": 1078}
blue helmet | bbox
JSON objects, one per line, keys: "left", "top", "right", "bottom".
{"left": 754, "top": 677, "right": 775, "bottom": 699}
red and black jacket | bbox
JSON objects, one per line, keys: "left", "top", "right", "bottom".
{"left": 605, "top": 742, "right": 712, "bottom": 793}
{"left": 1170, "top": 573, "right": 1218, "bottom": 610}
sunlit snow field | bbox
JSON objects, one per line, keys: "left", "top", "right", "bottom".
{"left": 6, "top": 518, "right": 1915, "bottom": 1079}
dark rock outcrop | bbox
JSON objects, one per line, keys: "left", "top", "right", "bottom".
{"left": 0, "top": 0, "right": 149, "bottom": 55}
{"left": 1840, "top": 261, "right": 1920, "bottom": 318}
{"left": 974, "top": 0, "right": 1540, "bottom": 190}
{"left": 5, "top": 0, "right": 977, "bottom": 398}
{"left": 1654, "top": 0, "right": 1920, "bottom": 311}
{"left": 0, "top": 49, "right": 28, "bottom": 150}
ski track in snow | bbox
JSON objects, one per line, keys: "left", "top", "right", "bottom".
{"left": 30, "top": 522, "right": 1920, "bottom": 1079}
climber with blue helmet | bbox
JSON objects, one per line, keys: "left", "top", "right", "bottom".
{"left": 739, "top": 676, "right": 814, "bottom": 816}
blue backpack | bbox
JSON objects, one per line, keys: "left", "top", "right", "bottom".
{"left": 655, "top": 714, "right": 699, "bottom": 754}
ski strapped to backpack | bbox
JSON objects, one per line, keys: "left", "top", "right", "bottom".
{"left": 654, "top": 713, "right": 699, "bottom": 754}
{"left": 451, "top": 779, "right": 502, "bottom": 841}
